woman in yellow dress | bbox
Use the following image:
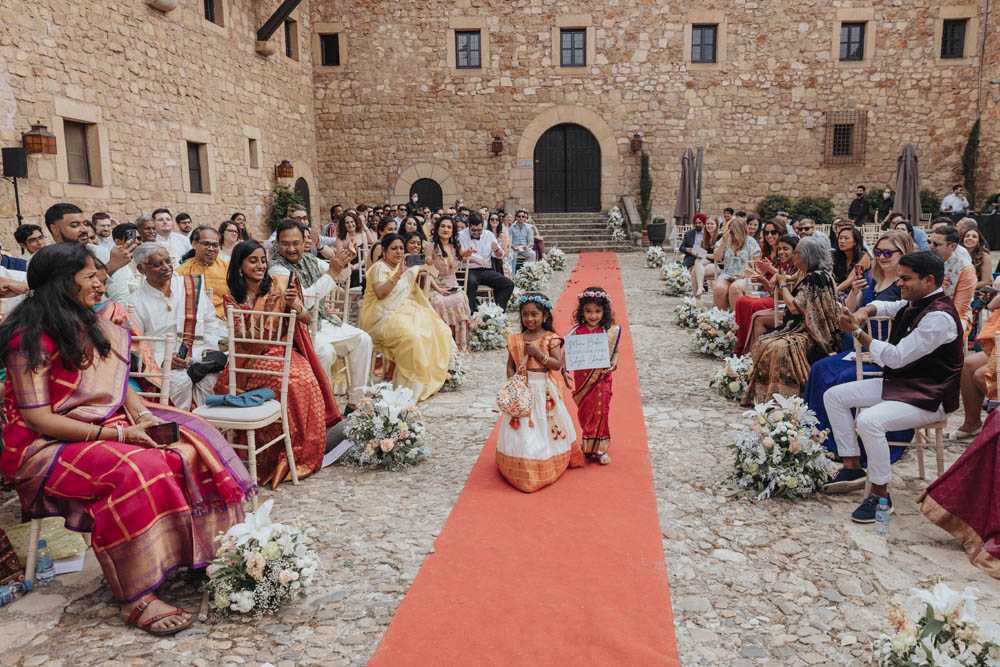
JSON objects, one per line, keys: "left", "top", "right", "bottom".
{"left": 361, "top": 233, "right": 454, "bottom": 401}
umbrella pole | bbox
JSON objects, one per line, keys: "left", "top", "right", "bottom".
{"left": 695, "top": 147, "right": 704, "bottom": 213}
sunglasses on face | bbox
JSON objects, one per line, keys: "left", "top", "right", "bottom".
{"left": 930, "top": 240, "right": 948, "bottom": 248}
{"left": 872, "top": 248, "right": 899, "bottom": 258}
{"left": 764, "top": 229, "right": 779, "bottom": 236}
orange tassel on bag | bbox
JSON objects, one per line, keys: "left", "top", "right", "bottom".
{"left": 528, "top": 419, "right": 535, "bottom": 428}
{"left": 510, "top": 417, "right": 520, "bottom": 430}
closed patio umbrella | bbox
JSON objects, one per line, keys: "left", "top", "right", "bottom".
{"left": 670, "top": 148, "right": 697, "bottom": 247}
{"left": 895, "top": 144, "right": 921, "bottom": 225}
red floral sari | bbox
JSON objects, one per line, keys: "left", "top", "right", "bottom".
{"left": 569, "top": 325, "right": 622, "bottom": 456}
{"left": 216, "top": 277, "right": 340, "bottom": 486}
{"left": 1, "top": 318, "right": 253, "bottom": 602}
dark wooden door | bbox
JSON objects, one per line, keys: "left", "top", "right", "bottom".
{"left": 533, "top": 124, "right": 601, "bottom": 213}
{"left": 294, "top": 177, "right": 311, "bottom": 216}
{"left": 409, "top": 178, "right": 443, "bottom": 211}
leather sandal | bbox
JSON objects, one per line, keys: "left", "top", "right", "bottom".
{"left": 124, "top": 594, "right": 195, "bottom": 636}
{"left": 948, "top": 427, "right": 982, "bottom": 441}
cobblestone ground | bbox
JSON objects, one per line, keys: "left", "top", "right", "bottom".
{"left": 2, "top": 251, "right": 998, "bottom": 666}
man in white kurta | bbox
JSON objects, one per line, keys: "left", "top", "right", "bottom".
{"left": 127, "top": 244, "right": 225, "bottom": 410}
{"left": 269, "top": 220, "right": 372, "bottom": 409}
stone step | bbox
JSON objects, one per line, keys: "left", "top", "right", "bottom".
{"left": 531, "top": 212, "right": 606, "bottom": 219}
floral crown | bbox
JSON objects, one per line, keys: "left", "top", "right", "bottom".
{"left": 578, "top": 289, "right": 611, "bottom": 303}
{"left": 515, "top": 294, "right": 554, "bottom": 310}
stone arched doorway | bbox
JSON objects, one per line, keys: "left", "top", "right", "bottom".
{"left": 294, "top": 177, "right": 311, "bottom": 216}
{"left": 409, "top": 178, "right": 443, "bottom": 211}
{"left": 533, "top": 124, "right": 601, "bottom": 213}
{"left": 391, "top": 163, "right": 461, "bottom": 208}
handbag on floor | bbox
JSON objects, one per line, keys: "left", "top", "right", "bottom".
{"left": 496, "top": 356, "right": 532, "bottom": 418}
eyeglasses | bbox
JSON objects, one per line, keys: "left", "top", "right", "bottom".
{"left": 872, "top": 248, "right": 900, "bottom": 258}
{"left": 930, "top": 240, "right": 948, "bottom": 248}
{"left": 290, "top": 215, "right": 308, "bottom": 221}
{"left": 196, "top": 241, "right": 221, "bottom": 249}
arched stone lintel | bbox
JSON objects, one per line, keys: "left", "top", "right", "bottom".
{"left": 390, "top": 164, "right": 462, "bottom": 206}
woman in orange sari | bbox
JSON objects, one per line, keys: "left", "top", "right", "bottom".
{"left": 217, "top": 241, "right": 340, "bottom": 488}
{"left": 0, "top": 243, "right": 253, "bottom": 635}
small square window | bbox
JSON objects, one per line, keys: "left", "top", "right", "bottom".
{"left": 560, "top": 29, "right": 586, "bottom": 67}
{"left": 248, "top": 138, "right": 259, "bottom": 169}
{"left": 941, "top": 19, "right": 967, "bottom": 59}
{"left": 187, "top": 142, "right": 204, "bottom": 194}
{"left": 320, "top": 33, "right": 340, "bottom": 66}
{"left": 284, "top": 19, "right": 299, "bottom": 60}
{"left": 455, "top": 30, "right": 481, "bottom": 69}
{"left": 691, "top": 24, "right": 718, "bottom": 64}
{"left": 64, "top": 120, "right": 91, "bottom": 185}
{"left": 203, "top": 0, "right": 223, "bottom": 26}
{"left": 824, "top": 110, "right": 867, "bottom": 165}
{"left": 840, "top": 22, "right": 865, "bottom": 61}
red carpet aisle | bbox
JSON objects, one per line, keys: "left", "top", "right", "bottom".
{"left": 369, "top": 253, "right": 680, "bottom": 666}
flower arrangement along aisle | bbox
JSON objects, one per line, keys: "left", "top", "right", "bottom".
{"left": 661, "top": 263, "right": 692, "bottom": 296}
{"left": 469, "top": 301, "right": 510, "bottom": 350}
{"left": 206, "top": 499, "right": 318, "bottom": 618}
{"left": 710, "top": 355, "right": 753, "bottom": 402}
{"left": 607, "top": 206, "right": 627, "bottom": 242}
{"left": 692, "top": 307, "right": 738, "bottom": 359}
{"left": 872, "top": 582, "right": 1000, "bottom": 666}
{"left": 544, "top": 247, "right": 567, "bottom": 271}
{"left": 646, "top": 246, "right": 666, "bottom": 268}
{"left": 726, "top": 394, "right": 836, "bottom": 500}
{"left": 514, "top": 261, "right": 550, "bottom": 292}
{"left": 674, "top": 297, "right": 704, "bottom": 328}
{"left": 506, "top": 287, "right": 524, "bottom": 313}
{"left": 441, "top": 353, "right": 467, "bottom": 392}
{"left": 341, "top": 383, "right": 429, "bottom": 470}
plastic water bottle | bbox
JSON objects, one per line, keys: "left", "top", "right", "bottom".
{"left": 875, "top": 498, "right": 890, "bottom": 536}
{"left": 35, "top": 540, "right": 55, "bottom": 586}
{"left": 0, "top": 580, "right": 32, "bottom": 607}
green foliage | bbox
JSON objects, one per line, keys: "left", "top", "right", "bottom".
{"left": 961, "top": 118, "right": 980, "bottom": 208}
{"left": 266, "top": 185, "right": 305, "bottom": 231}
{"left": 791, "top": 196, "right": 835, "bottom": 226}
{"left": 756, "top": 194, "right": 794, "bottom": 221}
{"left": 639, "top": 151, "right": 652, "bottom": 225}
{"left": 920, "top": 190, "right": 941, "bottom": 216}
{"left": 652, "top": 216, "right": 665, "bottom": 224}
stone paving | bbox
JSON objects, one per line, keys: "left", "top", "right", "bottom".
{"left": 1, "top": 250, "right": 998, "bottom": 666}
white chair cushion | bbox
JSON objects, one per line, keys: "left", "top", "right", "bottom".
{"left": 193, "top": 399, "right": 281, "bottom": 423}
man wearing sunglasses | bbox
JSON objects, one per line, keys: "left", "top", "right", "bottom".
{"left": 929, "top": 225, "right": 976, "bottom": 332}
{"left": 793, "top": 218, "right": 830, "bottom": 250}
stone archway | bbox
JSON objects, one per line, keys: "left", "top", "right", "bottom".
{"left": 391, "top": 163, "right": 462, "bottom": 208}
{"left": 513, "top": 105, "right": 618, "bottom": 213}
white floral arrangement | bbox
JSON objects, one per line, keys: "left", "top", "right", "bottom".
{"left": 607, "top": 206, "right": 627, "bottom": 242}
{"left": 544, "top": 247, "right": 567, "bottom": 271}
{"left": 206, "top": 500, "right": 317, "bottom": 618}
{"left": 673, "top": 297, "right": 704, "bottom": 328}
{"left": 692, "top": 307, "right": 738, "bottom": 359}
{"left": 661, "top": 263, "right": 692, "bottom": 296}
{"left": 441, "top": 353, "right": 467, "bottom": 392}
{"left": 514, "top": 261, "right": 550, "bottom": 292}
{"left": 710, "top": 355, "right": 754, "bottom": 402}
{"left": 341, "top": 383, "right": 429, "bottom": 470}
{"left": 506, "top": 286, "right": 524, "bottom": 313}
{"left": 726, "top": 394, "right": 837, "bottom": 500}
{"left": 873, "top": 582, "right": 1000, "bottom": 666}
{"left": 469, "top": 301, "right": 510, "bottom": 351}
{"left": 646, "top": 246, "right": 666, "bottom": 268}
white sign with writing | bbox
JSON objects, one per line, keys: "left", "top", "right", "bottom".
{"left": 563, "top": 334, "right": 611, "bottom": 371}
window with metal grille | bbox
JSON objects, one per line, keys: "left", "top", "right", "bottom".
{"left": 560, "top": 29, "right": 586, "bottom": 67}
{"left": 187, "top": 142, "right": 204, "bottom": 194}
{"left": 691, "top": 25, "right": 717, "bottom": 64}
{"left": 824, "top": 111, "right": 867, "bottom": 165}
{"left": 64, "top": 120, "right": 91, "bottom": 185}
{"left": 941, "top": 19, "right": 967, "bottom": 59}
{"left": 320, "top": 34, "right": 340, "bottom": 66}
{"left": 455, "top": 30, "right": 481, "bottom": 69}
{"left": 840, "top": 22, "right": 865, "bottom": 61}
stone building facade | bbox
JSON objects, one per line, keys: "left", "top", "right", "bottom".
{"left": 0, "top": 0, "right": 997, "bottom": 253}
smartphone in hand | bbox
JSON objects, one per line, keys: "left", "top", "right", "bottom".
{"left": 146, "top": 422, "right": 179, "bottom": 446}
{"left": 405, "top": 254, "right": 425, "bottom": 267}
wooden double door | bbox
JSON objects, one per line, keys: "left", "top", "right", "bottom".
{"left": 532, "top": 123, "right": 601, "bottom": 213}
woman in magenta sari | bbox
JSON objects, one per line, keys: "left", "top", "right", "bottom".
{"left": 0, "top": 243, "right": 253, "bottom": 635}
{"left": 919, "top": 409, "right": 1000, "bottom": 579}
{"left": 565, "top": 288, "right": 622, "bottom": 465}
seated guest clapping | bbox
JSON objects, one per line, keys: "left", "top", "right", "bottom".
{"left": 0, "top": 243, "right": 252, "bottom": 634}
{"left": 741, "top": 236, "right": 840, "bottom": 406}
{"left": 735, "top": 235, "right": 799, "bottom": 355}
{"left": 822, "top": 251, "right": 963, "bottom": 523}
{"left": 268, "top": 219, "right": 373, "bottom": 411}
{"left": 458, "top": 213, "right": 515, "bottom": 313}
{"left": 712, "top": 217, "right": 760, "bottom": 310}
{"left": 175, "top": 226, "right": 230, "bottom": 319}
{"left": 127, "top": 243, "right": 226, "bottom": 410}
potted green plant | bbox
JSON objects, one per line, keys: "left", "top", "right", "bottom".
{"left": 647, "top": 216, "right": 667, "bottom": 246}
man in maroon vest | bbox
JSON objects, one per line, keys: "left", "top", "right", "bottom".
{"left": 822, "top": 251, "right": 964, "bottom": 523}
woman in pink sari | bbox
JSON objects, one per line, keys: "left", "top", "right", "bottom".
{"left": 0, "top": 243, "right": 253, "bottom": 635}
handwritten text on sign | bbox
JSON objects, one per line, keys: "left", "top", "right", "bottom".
{"left": 563, "top": 334, "right": 611, "bottom": 371}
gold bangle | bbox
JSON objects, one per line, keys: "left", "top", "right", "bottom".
{"left": 541, "top": 354, "right": 550, "bottom": 366}
{"left": 85, "top": 423, "right": 94, "bottom": 441}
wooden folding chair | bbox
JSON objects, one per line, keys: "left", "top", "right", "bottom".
{"left": 193, "top": 305, "right": 298, "bottom": 509}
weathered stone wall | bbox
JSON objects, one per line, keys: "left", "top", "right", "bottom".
{"left": 312, "top": 0, "right": 993, "bottom": 220}
{"left": 980, "top": 5, "right": 1000, "bottom": 206}
{"left": 0, "top": 0, "right": 317, "bottom": 248}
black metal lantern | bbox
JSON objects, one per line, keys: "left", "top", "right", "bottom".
{"left": 275, "top": 159, "right": 294, "bottom": 178}
{"left": 22, "top": 123, "right": 57, "bottom": 154}
{"left": 630, "top": 132, "right": 643, "bottom": 154}
{"left": 491, "top": 135, "right": 503, "bottom": 156}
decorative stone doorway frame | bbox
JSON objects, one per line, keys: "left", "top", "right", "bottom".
{"left": 391, "top": 163, "right": 462, "bottom": 207}
{"left": 513, "top": 105, "right": 618, "bottom": 213}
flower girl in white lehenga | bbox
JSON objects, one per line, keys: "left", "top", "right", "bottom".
{"left": 496, "top": 292, "right": 584, "bottom": 492}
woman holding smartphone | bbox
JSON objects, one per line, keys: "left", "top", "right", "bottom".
{"left": 428, "top": 217, "right": 472, "bottom": 349}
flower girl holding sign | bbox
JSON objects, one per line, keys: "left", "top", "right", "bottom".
{"left": 496, "top": 292, "right": 584, "bottom": 492}
{"left": 565, "top": 288, "right": 622, "bottom": 465}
